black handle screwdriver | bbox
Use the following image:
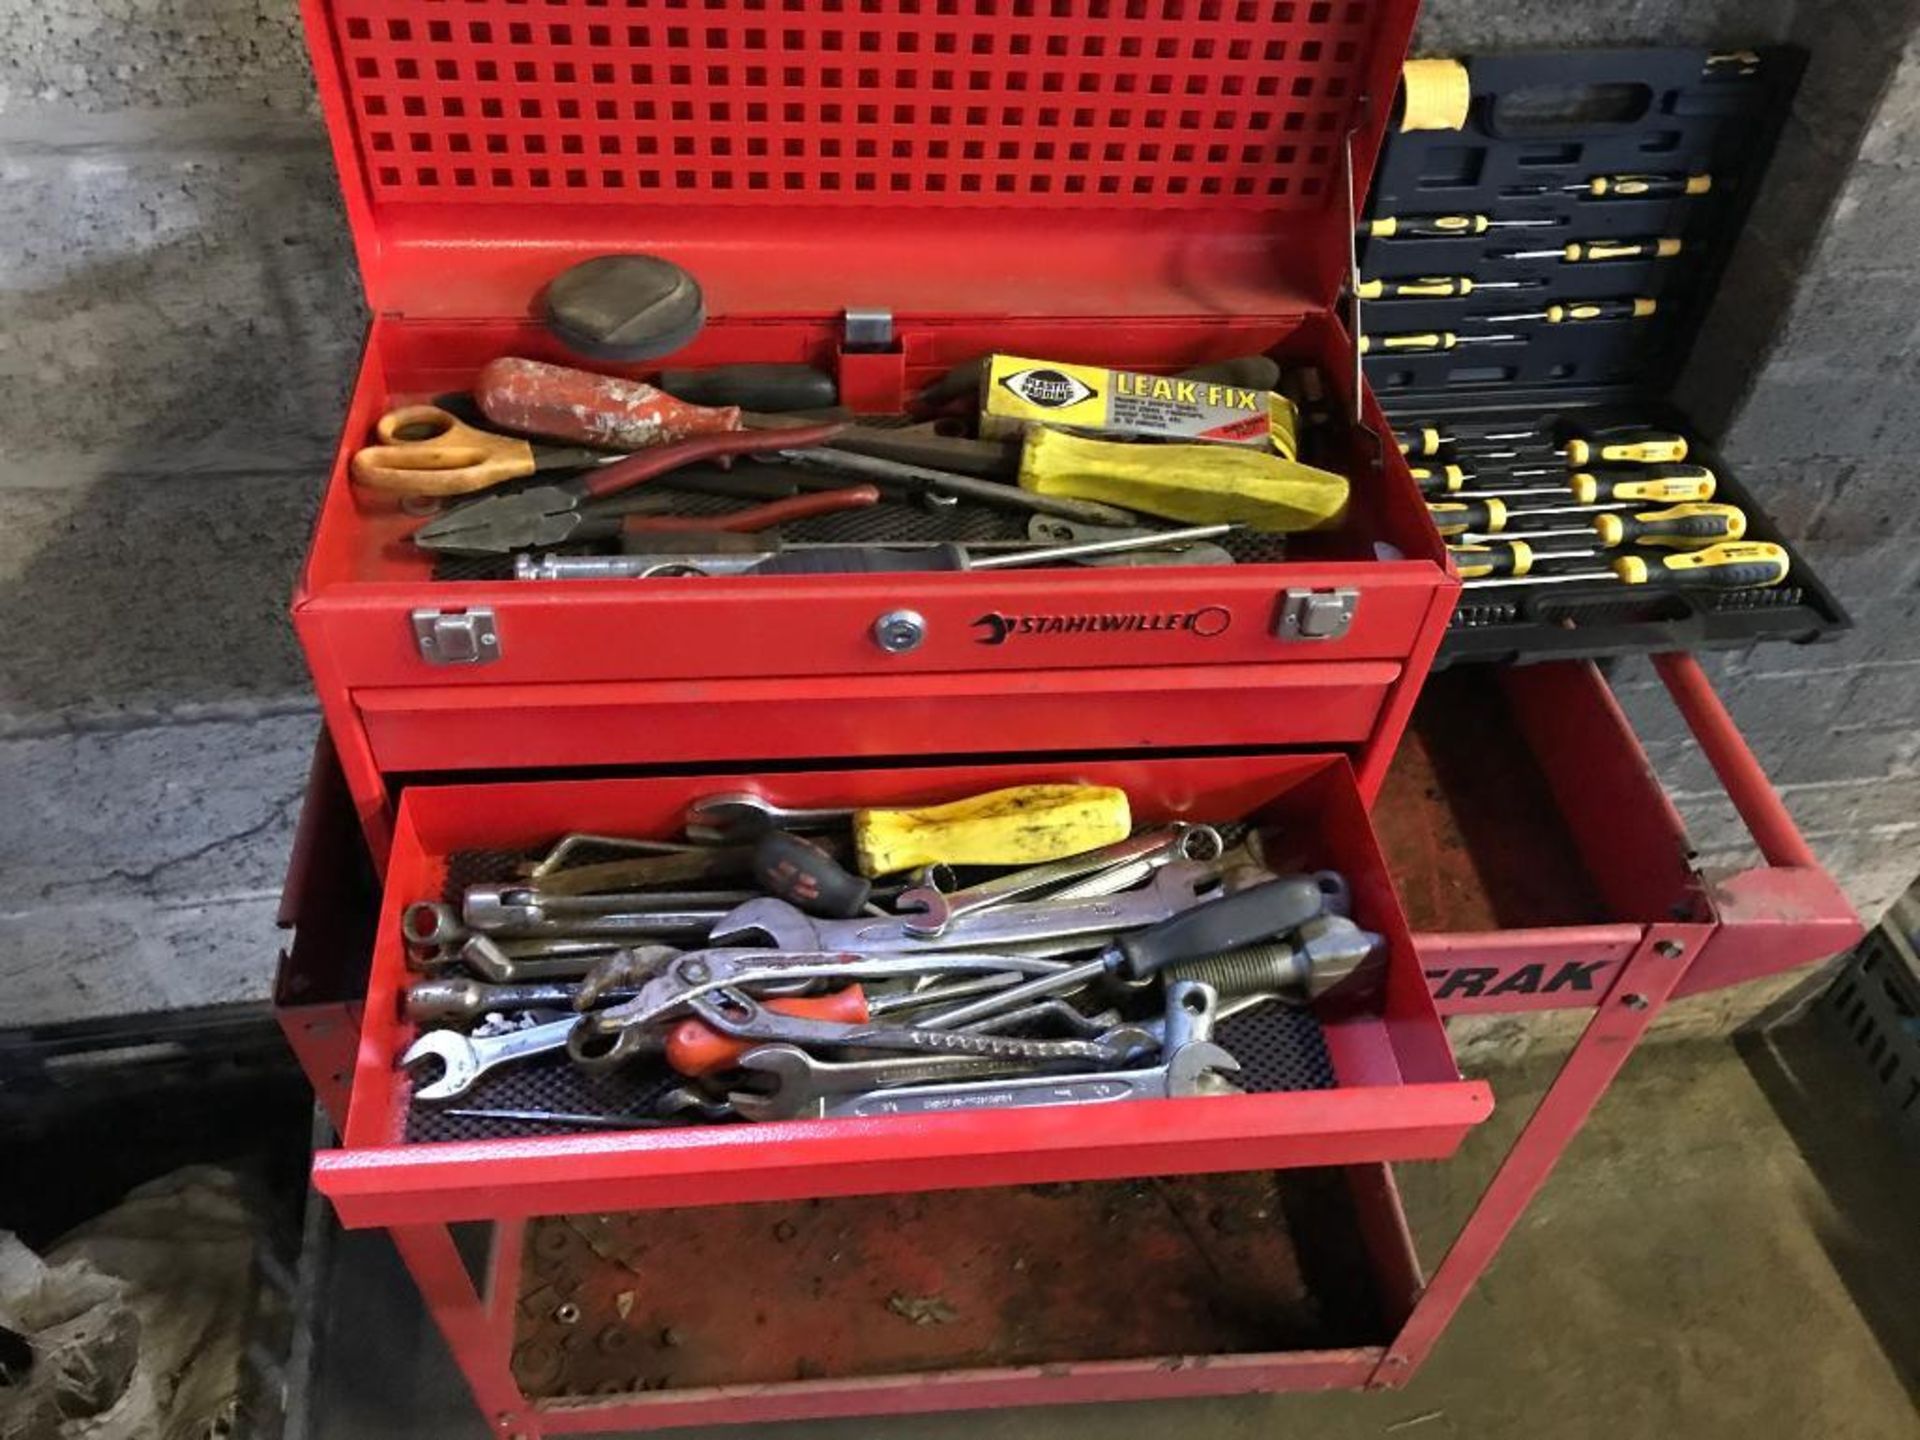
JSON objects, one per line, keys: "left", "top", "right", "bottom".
{"left": 1464, "top": 540, "right": 1787, "bottom": 590}
{"left": 1499, "top": 237, "right": 1684, "bottom": 264}
{"left": 1362, "top": 213, "right": 1562, "bottom": 239}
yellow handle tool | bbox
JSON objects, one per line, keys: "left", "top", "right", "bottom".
{"left": 1018, "top": 427, "right": 1348, "bottom": 533}
{"left": 1466, "top": 540, "right": 1788, "bottom": 590}
{"left": 1567, "top": 464, "right": 1715, "bottom": 503}
{"left": 854, "top": 784, "right": 1133, "bottom": 877}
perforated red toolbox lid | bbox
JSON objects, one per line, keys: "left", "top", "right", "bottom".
{"left": 299, "top": 0, "right": 1418, "bottom": 323}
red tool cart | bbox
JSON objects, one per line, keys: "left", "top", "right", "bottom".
{"left": 273, "top": 0, "right": 1862, "bottom": 1431}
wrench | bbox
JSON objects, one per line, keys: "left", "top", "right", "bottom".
{"left": 463, "top": 886, "right": 758, "bottom": 929}
{"left": 401, "top": 1016, "right": 579, "bottom": 1103}
{"left": 708, "top": 860, "right": 1223, "bottom": 955}
{"left": 685, "top": 987, "right": 1156, "bottom": 1066}
{"left": 450, "top": 935, "right": 633, "bottom": 984}
{"left": 570, "top": 949, "right": 1079, "bottom": 1066}
{"left": 894, "top": 825, "right": 1222, "bottom": 938}
{"left": 404, "top": 898, "right": 723, "bottom": 945}
{"left": 733, "top": 980, "right": 1236, "bottom": 1121}
{"left": 684, "top": 792, "right": 853, "bottom": 842}
{"left": 726, "top": 1046, "right": 1106, "bottom": 1122}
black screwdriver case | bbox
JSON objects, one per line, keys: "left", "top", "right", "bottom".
{"left": 1357, "top": 44, "right": 1849, "bottom": 666}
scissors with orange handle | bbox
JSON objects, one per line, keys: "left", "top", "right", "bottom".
{"left": 351, "top": 405, "right": 624, "bottom": 498}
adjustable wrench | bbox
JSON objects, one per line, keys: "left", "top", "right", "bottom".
{"left": 731, "top": 980, "right": 1236, "bottom": 1121}
{"left": 893, "top": 825, "right": 1223, "bottom": 938}
{"left": 707, "top": 860, "right": 1223, "bottom": 955}
{"left": 570, "top": 948, "right": 1078, "bottom": 1068}
{"left": 400, "top": 1016, "right": 579, "bottom": 1102}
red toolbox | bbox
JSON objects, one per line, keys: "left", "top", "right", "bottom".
{"left": 290, "top": 0, "right": 1459, "bottom": 860}
{"left": 276, "top": 654, "right": 1858, "bottom": 1430}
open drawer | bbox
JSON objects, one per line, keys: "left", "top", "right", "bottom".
{"left": 313, "top": 751, "right": 1490, "bottom": 1228}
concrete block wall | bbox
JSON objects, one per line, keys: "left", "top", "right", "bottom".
{"left": 0, "top": 0, "right": 361, "bottom": 1023}
{"left": 1416, "top": 0, "right": 1920, "bottom": 927}
{"left": 0, "top": 0, "right": 1913, "bottom": 1025}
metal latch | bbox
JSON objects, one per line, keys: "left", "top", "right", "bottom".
{"left": 842, "top": 307, "right": 895, "bottom": 352}
{"left": 1275, "top": 588, "right": 1359, "bottom": 641}
{"left": 411, "top": 607, "right": 501, "bottom": 665}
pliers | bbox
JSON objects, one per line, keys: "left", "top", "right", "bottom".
{"left": 412, "top": 421, "right": 858, "bottom": 555}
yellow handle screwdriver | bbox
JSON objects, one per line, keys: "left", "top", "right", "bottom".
{"left": 1464, "top": 540, "right": 1788, "bottom": 589}
{"left": 1397, "top": 426, "right": 1446, "bottom": 457}
{"left": 1462, "top": 502, "right": 1746, "bottom": 547}
{"left": 1411, "top": 463, "right": 1472, "bottom": 496}
{"left": 1356, "top": 275, "right": 1532, "bottom": 299}
{"left": 1498, "top": 237, "right": 1686, "bottom": 263}
{"left": 1503, "top": 173, "right": 1713, "bottom": 200}
{"left": 1455, "top": 426, "right": 1691, "bottom": 466}
{"left": 1362, "top": 214, "right": 1562, "bottom": 238}
{"left": 1429, "top": 496, "right": 1654, "bottom": 536}
{"left": 1485, "top": 298, "right": 1659, "bottom": 324}
{"left": 853, "top": 783, "right": 1133, "bottom": 876}
{"left": 1445, "top": 466, "right": 1716, "bottom": 503}
{"left": 1359, "top": 331, "right": 1525, "bottom": 354}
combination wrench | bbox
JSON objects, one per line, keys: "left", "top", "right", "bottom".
{"left": 706, "top": 860, "right": 1224, "bottom": 956}
{"left": 730, "top": 980, "right": 1237, "bottom": 1121}
{"left": 891, "top": 825, "right": 1223, "bottom": 938}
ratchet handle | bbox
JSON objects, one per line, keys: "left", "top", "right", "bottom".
{"left": 1112, "top": 874, "right": 1330, "bottom": 982}
{"left": 666, "top": 987, "right": 870, "bottom": 1077}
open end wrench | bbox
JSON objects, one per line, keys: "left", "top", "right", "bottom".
{"left": 708, "top": 860, "right": 1224, "bottom": 956}
{"left": 400, "top": 1015, "right": 580, "bottom": 1103}
{"left": 894, "top": 825, "right": 1224, "bottom": 938}
{"left": 684, "top": 793, "right": 853, "bottom": 842}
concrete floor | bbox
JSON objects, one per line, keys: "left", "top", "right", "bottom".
{"left": 306, "top": 1019, "right": 1920, "bottom": 1439}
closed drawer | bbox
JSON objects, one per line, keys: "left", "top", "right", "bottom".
{"left": 356, "top": 660, "right": 1399, "bottom": 774}
{"left": 313, "top": 750, "right": 1490, "bottom": 1228}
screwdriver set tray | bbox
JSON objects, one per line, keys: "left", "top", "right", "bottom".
{"left": 1356, "top": 45, "right": 1849, "bottom": 665}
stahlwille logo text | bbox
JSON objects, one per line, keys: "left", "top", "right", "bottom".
{"left": 971, "top": 605, "right": 1232, "bottom": 646}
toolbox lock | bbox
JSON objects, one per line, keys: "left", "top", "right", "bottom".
{"left": 1275, "top": 588, "right": 1359, "bottom": 642}
{"left": 870, "top": 609, "right": 927, "bottom": 655}
{"left": 410, "top": 607, "right": 501, "bottom": 666}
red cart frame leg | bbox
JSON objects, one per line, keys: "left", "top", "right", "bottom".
{"left": 1376, "top": 922, "right": 1704, "bottom": 1381}
{"left": 390, "top": 1221, "right": 533, "bottom": 1435}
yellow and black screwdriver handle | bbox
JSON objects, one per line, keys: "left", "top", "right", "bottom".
{"left": 1584, "top": 173, "right": 1713, "bottom": 198}
{"left": 1428, "top": 497, "right": 1508, "bottom": 536}
{"left": 1363, "top": 214, "right": 1489, "bottom": 239}
{"left": 1593, "top": 502, "right": 1746, "bottom": 548}
{"left": 1396, "top": 425, "right": 1445, "bottom": 457}
{"left": 1564, "top": 427, "right": 1689, "bottom": 465}
{"left": 1567, "top": 463, "right": 1714, "bottom": 503}
{"left": 1547, "top": 238, "right": 1684, "bottom": 263}
{"left": 1358, "top": 275, "right": 1480, "bottom": 299}
{"left": 1411, "top": 463, "right": 1470, "bottom": 496}
{"left": 1450, "top": 539, "right": 1535, "bottom": 579}
{"left": 1534, "top": 298, "right": 1658, "bottom": 324}
{"left": 1615, "top": 541, "right": 1788, "bottom": 588}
